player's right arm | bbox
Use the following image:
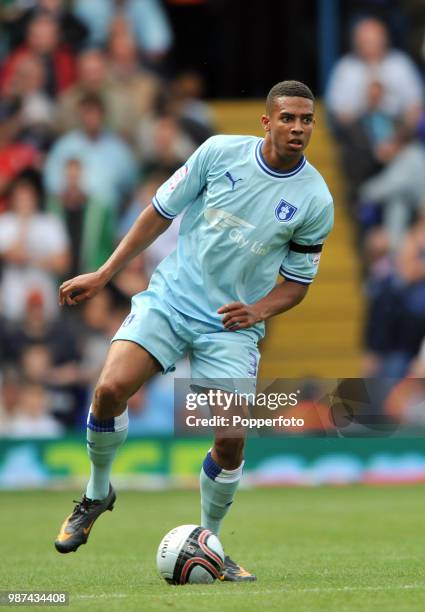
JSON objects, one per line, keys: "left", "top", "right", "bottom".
{"left": 60, "top": 137, "right": 213, "bottom": 306}
{"left": 59, "top": 204, "right": 171, "bottom": 306}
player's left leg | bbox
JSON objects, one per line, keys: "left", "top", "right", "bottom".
{"left": 200, "top": 435, "right": 244, "bottom": 536}
{"left": 200, "top": 432, "right": 256, "bottom": 582}
{"left": 191, "top": 329, "right": 260, "bottom": 581}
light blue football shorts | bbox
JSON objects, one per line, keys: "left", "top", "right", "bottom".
{"left": 112, "top": 290, "right": 261, "bottom": 393}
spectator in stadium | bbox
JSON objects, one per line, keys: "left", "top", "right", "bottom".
{"left": 2, "top": 0, "right": 88, "bottom": 53}
{"left": 0, "top": 98, "right": 40, "bottom": 211}
{"left": 106, "top": 17, "right": 161, "bottom": 133}
{"left": 360, "top": 81, "right": 398, "bottom": 156}
{"left": 0, "top": 178, "right": 70, "bottom": 321}
{"left": 326, "top": 17, "right": 424, "bottom": 207}
{"left": 326, "top": 17, "right": 424, "bottom": 126}
{"left": 137, "top": 113, "right": 197, "bottom": 174}
{"left": 44, "top": 93, "right": 138, "bottom": 209}
{"left": 0, "top": 290, "right": 83, "bottom": 431}
{"left": 48, "top": 159, "right": 116, "bottom": 277}
{"left": 2, "top": 55, "right": 55, "bottom": 152}
{"left": 364, "top": 209, "right": 425, "bottom": 377}
{"left": 359, "top": 123, "right": 425, "bottom": 249}
{"left": 330, "top": 80, "right": 397, "bottom": 207}
{"left": 0, "top": 368, "right": 21, "bottom": 435}
{"left": 362, "top": 228, "right": 400, "bottom": 376}
{"left": 5, "top": 381, "right": 63, "bottom": 438}
{"left": 72, "top": 0, "right": 172, "bottom": 68}
{"left": 394, "top": 208, "right": 425, "bottom": 360}
{"left": 19, "top": 337, "right": 87, "bottom": 429}
{"left": 0, "top": 313, "right": 9, "bottom": 366}
{"left": 396, "top": 207, "right": 425, "bottom": 286}
{"left": 0, "top": 11, "right": 76, "bottom": 98}
{"left": 20, "top": 342, "right": 53, "bottom": 386}
{"left": 2, "top": 288, "right": 81, "bottom": 373}
{"left": 56, "top": 48, "right": 152, "bottom": 140}
{"left": 56, "top": 49, "right": 111, "bottom": 133}
{"left": 167, "top": 71, "right": 215, "bottom": 144}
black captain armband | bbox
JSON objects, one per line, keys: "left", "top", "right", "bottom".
{"left": 289, "top": 241, "right": 323, "bottom": 254}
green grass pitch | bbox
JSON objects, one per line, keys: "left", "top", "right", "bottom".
{"left": 2, "top": 486, "right": 425, "bottom": 611}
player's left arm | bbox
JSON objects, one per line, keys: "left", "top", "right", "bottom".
{"left": 218, "top": 281, "right": 308, "bottom": 330}
{"left": 219, "top": 197, "right": 334, "bottom": 330}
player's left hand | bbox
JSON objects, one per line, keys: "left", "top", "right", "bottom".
{"left": 217, "top": 302, "right": 262, "bottom": 330}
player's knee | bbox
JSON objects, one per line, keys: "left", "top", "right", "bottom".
{"left": 93, "top": 380, "right": 130, "bottom": 414}
{"left": 213, "top": 437, "right": 245, "bottom": 470}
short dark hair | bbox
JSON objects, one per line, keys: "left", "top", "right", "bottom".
{"left": 266, "top": 80, "right": 314, "bottom": 113}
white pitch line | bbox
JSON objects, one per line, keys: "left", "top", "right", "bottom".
{"left": 76, "top": 594, "right": 128, "bottom": 599}
{"left": 74, "top": 584, "right": 425, "bottom": 599}
{"left": 281, "top": 584, "right": 425, "bottom": 594}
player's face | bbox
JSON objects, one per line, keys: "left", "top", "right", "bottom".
{"left": 262, "top": 96, "right": 315, "bottom": 159}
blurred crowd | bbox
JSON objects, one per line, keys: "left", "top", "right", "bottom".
{"left": 325, "top": 14, "right": 425, "bottom": 396}
{"left": 0, "top": 0, "right": 214, "bottom": 437}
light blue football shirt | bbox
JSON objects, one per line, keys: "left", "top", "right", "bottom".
{"left": 150, "top": 135, "right": 333, "bottom": 339}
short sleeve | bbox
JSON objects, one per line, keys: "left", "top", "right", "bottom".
{"left": 280, "top": 200, "right": 334, "bottom": 285}
{"left": 152, "top": 138, "right": 214, "bottom": 220}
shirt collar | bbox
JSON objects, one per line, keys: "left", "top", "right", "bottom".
{"left": 254, "top": 138, "right": 306, "bottom": 178}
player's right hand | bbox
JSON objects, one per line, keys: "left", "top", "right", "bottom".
{"left": 59, "top": 271, "right": 107, "bottom": 306}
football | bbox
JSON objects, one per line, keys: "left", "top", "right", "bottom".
{"left": 156, "top": 524, "right": 225, "bottom": 585}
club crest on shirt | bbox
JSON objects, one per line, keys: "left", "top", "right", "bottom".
{"left": 275, "top": 199, "right": 298, "bottom": 223}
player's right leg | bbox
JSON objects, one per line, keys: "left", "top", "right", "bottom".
{"left": 55, "top": 340, "right": 161, "bottom": 553}
{"left": 192, "top": 330, "right": 260, "bottom": 581}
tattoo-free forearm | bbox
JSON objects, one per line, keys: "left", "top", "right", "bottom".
{"left": 252, "top": 280, "right": 308, "bottom": 321}
{"left": 98, "top": 204, "right": 171, "bottom": 282}
{"left": 218, "top": 280, "right": 309, "bottom": 331}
